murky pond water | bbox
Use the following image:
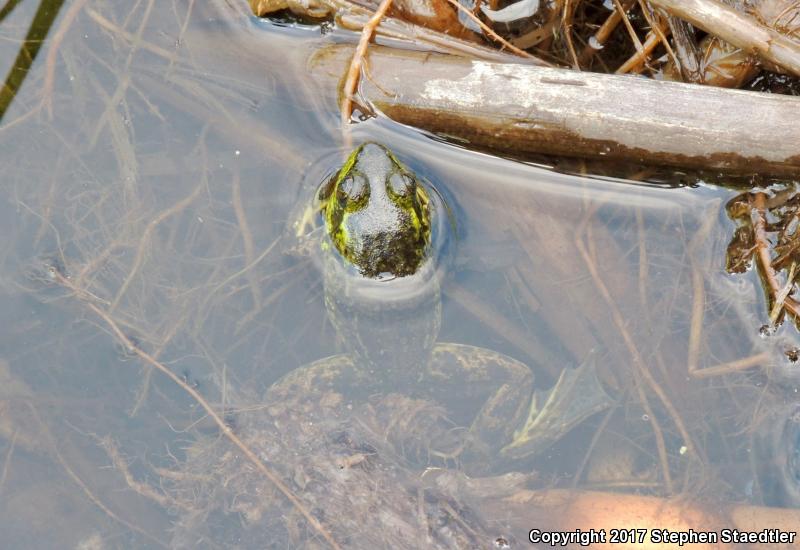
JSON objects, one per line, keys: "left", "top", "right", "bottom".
{"left": 1, "top": 1, "right": 799, "bottom": 548}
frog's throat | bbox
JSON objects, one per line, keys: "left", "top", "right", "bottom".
{"left": 323, "top": 265, "right": 442, "bottom": 378}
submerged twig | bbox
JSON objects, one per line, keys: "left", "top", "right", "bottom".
{"left": 49, "top": 269, "right": 343, "bottom": 550}
{"left": 752, "top": 192, "right": 800, "bottom": 322}
{"left": 687, "top": 200, "right": 729, "bottom": 379}
{"left": 770, "top": 261, "right": 797, "bottom": 324}
{"left": 22, "top": 403, "right": 168, "bottom": 547}
{"left": 691, "top": 352, "right": 772, "bottom": 379}
{"left": 575, "top": 204, "right": 702, "bottom": 492}
{"left": 0, "top": 430, "right": 18, "bottom": 497}
{"left": 41, "top": 0, "right": 90, "bottom": 118}
{"left": 231, "top": 167, "right": 262, "bottom": 322}
{"left": 110, "top": 183, "right": 205, "bottom": 313}
{"left": 99, "top": 436, "right": 181, "bottom": 509}
{"left": 88, "top": 0, "right": 155, "bottom": 149}
{"left": 575, "top": 209, "right": 674, "bottom": 492}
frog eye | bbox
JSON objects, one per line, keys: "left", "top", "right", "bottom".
{"left": 318, "top": 171, "right": 338, "bottom": 201}
{"left": 337, "top": 174, "right": 367, "bottom": 205}
{"left": 388, "top": 173, "right": 416, "bottom": 198}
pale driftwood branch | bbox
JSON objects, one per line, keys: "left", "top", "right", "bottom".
{"left": 650, "top": 0, "right": 800, "bottom": 77}
{"left": 309, "top": 44, "right": 800, "bottom": 177}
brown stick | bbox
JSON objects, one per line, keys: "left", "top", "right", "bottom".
{"left": 687, "top": 201, "right": 722, "bottom": 378}
{"left": 562, "top": 0, "right": 580, "bottom": 68}
{"left": 614, "top": 0, "right": 645, "bottom": 58}
{"left": 650, "top": 0, "right": 800, "bottom": 77}
{"left": 575, "top": 218, "right": 675, "bottom": 493}
{"left": 691, "top": 352, "right": 772, "bottom": 379}
{"left": 616, "top": 24, "right": 667, "bottom": 74}
{"left": 752, "top": 192, "right": 800, "bottom": 320}
{"left": 310, "top": 44, "right": 800, "bottom": 177}
{"left": 341, "top": 0, "right": 394, "bottom": 127}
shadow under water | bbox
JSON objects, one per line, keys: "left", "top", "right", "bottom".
{"left": 0, "top": 0, "right": 799, "bottom": 548}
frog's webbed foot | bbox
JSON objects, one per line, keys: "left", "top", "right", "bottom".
{"left": 501, "top": 357, "right": 616, "bottom": 459}
{"left": 283, "top": 201, "right": 325, "bottom": 260}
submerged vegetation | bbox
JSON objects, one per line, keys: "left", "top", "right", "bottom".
{"left": 0, "top": 0, "right": 799, "bottom": 548}
{"left": 727, "top": 187, "right": 800, "bottom": 331}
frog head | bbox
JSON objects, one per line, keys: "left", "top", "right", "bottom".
{"left": 319, "top": 143, "right": 431, "bottom": 279}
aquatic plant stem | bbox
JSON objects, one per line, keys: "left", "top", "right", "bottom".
{"left": 0, "top": 430, "right": 17, "bottom": 498}
{"left": 690, "top": 352, "right": 772, "bottom": 379}
{"left": 19, "top": 402, "right": 169, "bottom": 547}
{"left": 341, "top": 0, "right": 394, "bottom": 130}
{"left": 770, "top": 262, "right": 797, "bottom": 324}
{"left": 231, "top": 167, "right": 263, "bottom": 321}
{"left": 752, "top": 192, "right": 800, "bottom": 322}
{"left": 576, "top": 204, "right": 703, "bottom": 490}
{"left": 0, "top": 0, "right": 24, "bottom": 23}
{"left": 110, "top": 183, "right": 204, "bottom": 313}
{"left": 41, "top": 0, "right": 90, "bottom": 118}
{"left": 687, "top": 200, "right": 724, "bottom": 378}
{"left": 0, "top": 0, "right": 65, "bottom": 123}
{"left": 50, "top": 270, "right": 343, "bottom": 550}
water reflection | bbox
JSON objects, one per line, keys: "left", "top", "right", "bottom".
{"left": 0, "top": 0, "right": 798, "bottom": 547}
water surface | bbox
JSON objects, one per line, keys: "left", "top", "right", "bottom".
{"left": 0, "top": 1, "right": 798, "bottom": 547}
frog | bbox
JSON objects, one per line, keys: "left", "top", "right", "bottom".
{"left": 278, "top": 142, "right": 615, "bottom": 470}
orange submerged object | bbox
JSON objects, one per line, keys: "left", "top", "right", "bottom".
{"left": 497, "top": 489, "right": 800, "bottom": 549}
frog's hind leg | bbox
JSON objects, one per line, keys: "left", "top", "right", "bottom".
{"left": 501, "top": 357, "right": 617, "bottom": 460}
{"left": 423, "top": 343, "right": 535, "bottom": 464}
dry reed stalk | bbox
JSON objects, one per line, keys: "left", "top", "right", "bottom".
{"left": 49, "top": 269, "right": 343, "bottom": 550}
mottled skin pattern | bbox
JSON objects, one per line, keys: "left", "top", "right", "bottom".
{"left": 320, "top": 143, "right": 431, "bottom": 279}
{"left": 279, "top": 143, "right": 546, "bottom": 468}
{"left": 274, "top": 343, "right": 535, "bottom": 464}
